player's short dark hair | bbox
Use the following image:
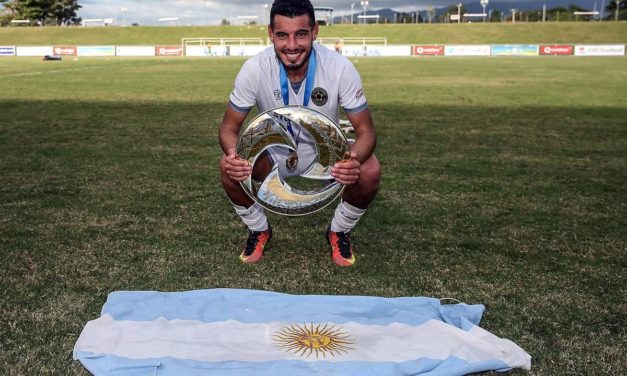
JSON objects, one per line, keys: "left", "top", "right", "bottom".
{"left": 270, "top": 0, "right": 316, "bottom": 29}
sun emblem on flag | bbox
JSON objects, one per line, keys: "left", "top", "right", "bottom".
{"left": 273, "top": 323, "right": 353, "bottom": 358}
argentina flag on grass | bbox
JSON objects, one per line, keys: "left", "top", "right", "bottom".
{"left": 74, "top": 288, "right": 531, "bottom": 375}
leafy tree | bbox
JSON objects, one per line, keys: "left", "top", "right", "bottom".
{"left": 220, "top": 18, "right": 230, "bottom": 26}
{"left": 1, "top": 0, "right": 81, "bottom": 26}
{"left": 489, "top": 10, "right": 503, "bottom": 22}
{"left": 606, "top": 0, "right": 626, "bottom": 20}
{"left": 50, "top": 0, "right": 81, "bottom": 25}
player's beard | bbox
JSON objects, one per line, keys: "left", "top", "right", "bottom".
{"left": 279, "top": 46, "right": 311, "bottom": 72}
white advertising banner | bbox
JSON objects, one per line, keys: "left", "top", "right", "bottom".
{"left": 230, "top": 45, "right": 266, "bottom": 57}
{"left": 342, "top": 45, "right": 367, "bottom": 57}
{"left": 209, "top": 45, "right": 228, "bottom": 57}
{"left": 115, "top": 46, "right": 155, "bottom": 57}
{"left": 186, "top": 45, "right": 230, "bottom": 57}
{"left": 444, "top": 45, "right": 491, "bottom": 56}
{"left": 339, "top": 45, "right": 410, "bottom": 57}
{"left": 16, "top": 46, "right": 54, "bottom": 56}
{"left": 365, "top": 45, "right": 412, "bottom": 57}
{"left": 185, "top": 45, "right": 209, "bottom": 57}
{"left": 77, "top": 46, "right": 115, "bottom": 57}
{"left": 574, "top": 45, "right": 625, "bottom": 56}
{"left": 0, "top": 46, "right": 15, "bottom": 56}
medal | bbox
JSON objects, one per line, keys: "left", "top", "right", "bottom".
{"left": 278, "top": 50, "right": 317, "bottom": 173}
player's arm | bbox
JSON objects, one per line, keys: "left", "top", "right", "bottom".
{"left": 331, "top": 58, "right": 376, "bottom": 185}
{"left": 345, "top": 108, "right": 376, "bottom": 164}
{"left": 331, "top": 108, "right": 376, "bottom": 185}
{"left": 220, "top": 54, "right": 258, "bottom": 182}
{"left": 219, "top": 105, "right": 252, "bottom": 182}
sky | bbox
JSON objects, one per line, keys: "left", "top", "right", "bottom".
{"left": 77, "top": 0, "right": 531, "bottom": 26}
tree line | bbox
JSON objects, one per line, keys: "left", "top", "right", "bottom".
{"left": 1, "top": 0, "right": 81, "bottom": 26}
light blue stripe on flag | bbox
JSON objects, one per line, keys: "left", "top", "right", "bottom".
{"left": 100, "top": 288, "right": 483, "bottom": 326}
{"left": 75, "top": 288, "right": 531, "bottom": 375}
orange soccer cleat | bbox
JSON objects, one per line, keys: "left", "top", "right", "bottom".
{"left": 239, "top": 227, "right": 272, "bottom": 264}
{"left": 326, "top": 226, "right": 356, "bottom": 267}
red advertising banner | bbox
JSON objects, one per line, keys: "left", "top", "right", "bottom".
{"left": 539, "top": 45, "right": 573, "bottom": 55}
{"left": 53, "top": 45, "right": 77, "bottom": 56}
{"left": 155, "top": 45, "right": 183, "bottom": 56}
{"left": 413, "top": 45, "right": 444, "bottom": 56}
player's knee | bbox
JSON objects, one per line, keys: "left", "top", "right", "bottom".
{"left": 360, "top": 156, "right": 381, "bottom": 194}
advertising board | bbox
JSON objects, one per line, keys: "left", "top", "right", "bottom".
{"left": 16, "top": 46, "right": 54, "bottom": 56}
{"left": 230, "top": 45, "right": 266, "bottom": 57}
{"left": 185, "top": 45, "right": 231, "bottom": 57}
{"left": 53, "top": 46, "right": 77, "bottom": 56}
{"left": 77, "top": 46, "right": 115, "bottom": 57}
{"left": 444, "top": 45, "right": 491, "bottom": 56}
{"left": 340, "top": 45, "right": 367, "bottom": 57}
{"left": 491, "top": 45, "right": 539, "bottom": 56}
{"left": 185, "top": 45, "right": 209, "bottom": 57}
{"left": 574, "top": 45, "right": 625, "bottom": 56}
{"left": 0, "top": 46, "right": 15, "bottom": 56}
{"left": 413, "top": 45, "right": 444, "bottom": 56}
{"left": 365, "top": 45, "right": 411, "bottom": 57}
{"left": 116, "top": 46, "right": 155, "bottom": 57}
{"left": 539, "top": 45, "right": 573, "bottom": 55}
{"left": 155, "top": 46, "right": 183, "bottom": 56}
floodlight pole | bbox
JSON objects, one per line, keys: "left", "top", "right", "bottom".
{"left": 351, "top": 3, "right": 355, "bottom": 24}
{"left": 480, "top": 0, "right": 489, "bottom": 22}
{"left": 457, "top": 3, "right": 462, "bottom": 23}
{"left": 615, "top": 0, "right": 621, "bottom": 21}
{"left": 121, "top": 7, "right": 128, "bottom": 26}
{"left": 360, "top": 1, "right": 368, "bottom": 24}
{"left": 511, "top": 8, "right": 516, "bottom": 23}
{"left": 262, "top": 4, "right": 268, "bottom": 25}
{"left": 593, "top": 1, "right": 598, "bottom": 20}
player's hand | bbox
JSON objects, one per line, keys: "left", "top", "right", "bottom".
{"left": 222, "top": 148, "right": 252, "bottom": 182}
{"left": 331, "top": 151, "right": 360, "bottom": 185}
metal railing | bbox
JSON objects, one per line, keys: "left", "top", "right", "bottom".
{"left": 181, "top": 37, "right": 264, "bottom": 48}
{"left": 316, "top": 37, "right": 387, "bottom": 46}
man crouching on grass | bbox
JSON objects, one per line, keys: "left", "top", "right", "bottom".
{"left": 218, "top": 0, "right": 380, "bottom": 267}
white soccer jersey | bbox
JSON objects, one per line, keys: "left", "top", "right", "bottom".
{"left": 229, "top": 43, "right": 368, "bottom": 124}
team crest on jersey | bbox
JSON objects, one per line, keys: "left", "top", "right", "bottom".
{"left": 355, "top": 88, "right": 364, "bottom": 100}
{"left": 311, "top": 87, "right": 328, "bottom": 106}
{"left": 274, "top": 89, "right": 282, "bottom": 101}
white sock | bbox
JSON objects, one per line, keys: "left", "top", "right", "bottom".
{"left": 233, "top": 203, "right": 268, "bottom": 232}
{"left": 330, "top": 201, "right": 366, "bottom": 233}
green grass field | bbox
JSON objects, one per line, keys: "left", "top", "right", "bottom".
{"left": 0, "top": 22, "right": 626, "bottom": 45}
{"left": 0, "top": 54, "right": 626, "bottom": 375}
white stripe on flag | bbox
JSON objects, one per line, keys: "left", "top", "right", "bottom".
{"left": 74, "top": 314, "right": 530, "bottom": 369}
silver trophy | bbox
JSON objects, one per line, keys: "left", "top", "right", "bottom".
{"left": 236, "top": 106, "right": 349, "bottom": 216}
